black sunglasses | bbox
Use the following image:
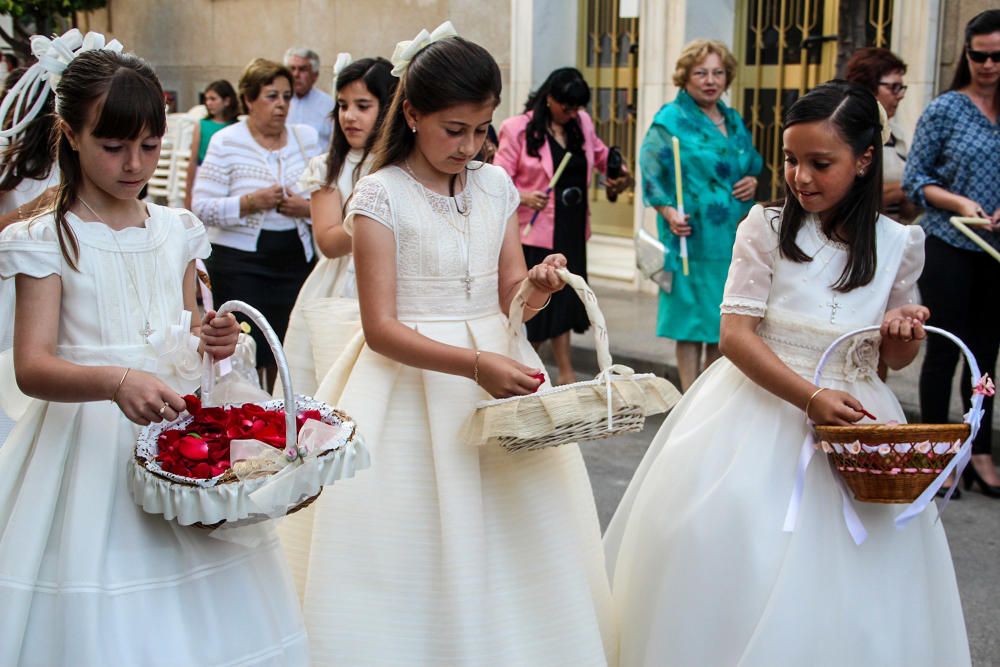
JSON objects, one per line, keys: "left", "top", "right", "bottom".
{"left": 967, "top": 48, "right": 1000, "bottom": 64}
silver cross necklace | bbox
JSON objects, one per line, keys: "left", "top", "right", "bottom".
{"left": 78, "top": 197, "right": 159, "bottom": 342}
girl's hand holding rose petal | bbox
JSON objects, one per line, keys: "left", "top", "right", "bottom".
{"left": 115, "top": 369, "right": 187, "bottom": 426}
{"left": 476, "top": 351, "right": 545, "bottom": 399}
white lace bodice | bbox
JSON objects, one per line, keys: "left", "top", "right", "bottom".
{"left": 721, "top": 205, "right": 924, "bottom": 380}
{"left": 345, "top": 163, "right": 520, "bottom": 321}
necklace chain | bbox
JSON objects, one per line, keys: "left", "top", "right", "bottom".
{"left": 78, "top": 197, "right": 159, "bottom": 342}
{"left": 402, "top": 161, "right": 475, "bottom": 296}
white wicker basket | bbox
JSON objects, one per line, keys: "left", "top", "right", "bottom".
{"left": 130, "top": 300, "right": 370, "bottom": 527}
{"left": 463, "top": 269, "right": 680, "bottom": 452}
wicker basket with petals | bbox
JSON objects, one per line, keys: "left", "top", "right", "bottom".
{"left": 130, "top": 300, "right": 369, "bottom": 527}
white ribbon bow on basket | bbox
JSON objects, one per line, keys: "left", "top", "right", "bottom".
{"left": 0, "top": 29, "right": 123, "bottom": 138}
{"left": 389, "top": 21, "right": 459, "bottom": 77}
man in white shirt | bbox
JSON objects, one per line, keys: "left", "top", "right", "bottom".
{"left": 284, "top": 47, "right": 334, "bottom": 154}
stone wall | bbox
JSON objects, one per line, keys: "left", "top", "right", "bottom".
{"left": 938, "top": 0, "right": 997, "bottom": 92}
{"left": 78, "top": 0, "right": 512, "bottom": 117}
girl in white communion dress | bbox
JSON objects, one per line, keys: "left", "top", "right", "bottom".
{"left": 604, "top": 81, "right": 970, "bottom": 667}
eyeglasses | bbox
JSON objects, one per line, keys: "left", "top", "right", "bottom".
{"left": 878, "top": 81, "right": 908, "bottom": 95}
{"left": 967, "top": 48, "right": 1000, "bottom": 64}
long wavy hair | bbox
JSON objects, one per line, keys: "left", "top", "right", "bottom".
{"left": 777, "top": 80, "right": 883, "bottom": 292}
{"left": 53, "top": 49, "right": 166, "bottom": 269}
{"left": 523, "top": 67, "right": 590, "bottom": 158}
{"left": 324, "top": 57, "right": 395, "bottom": 189}
{"left": 0, "top": 66, "right": 56, "bottom": 193}
{"left": 370, "top": 36, "right": 502, "bottom": 194}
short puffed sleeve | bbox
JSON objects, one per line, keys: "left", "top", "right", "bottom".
{"left": 344, "top": 174, "right": 392, "bottom": 236}
{"left": 720, "top": 205, "right": 780, "bottom": 318}
{"left": 886, "top": 224, "right": 925, "bottom": 311}
{"left": 501, "top": 169, "right": 520, "bottom": 220}
{"left": 176, "top": 209, "right": 212, "bottom": 263}
{"left": 0, "top": 217, "right": 63, "bottom": 279}
{"left": 297, "top": 155, "right": 329, "bottom": 195}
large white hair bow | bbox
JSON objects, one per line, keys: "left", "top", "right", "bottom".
{"left": 333, "top": 52, "right": 352, "bottom": 89}
{"left": 389, "top": 21, "right": 458, "bottom": 77}
{"left": 875, "top": 100, "right": 892, "bottom": 145}
{"left": 0, "top": 28, "right": 124, "bottom": 138}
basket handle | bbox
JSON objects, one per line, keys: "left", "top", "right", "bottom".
{"left": 507, "top": 268, "right": 613, "bottom": 374}
{"left": 813, "top": 325, "right": 982, "bottom": 403}
{"left": 200, "top": 300, "right": 301, "bottom": 462}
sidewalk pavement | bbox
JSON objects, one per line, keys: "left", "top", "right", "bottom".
{"left": 566, "top": 280, "right": 1000, "bottom": 444}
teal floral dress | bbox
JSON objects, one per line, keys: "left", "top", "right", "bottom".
{"left": 640, "top": 90, "right": 762, "bottom": 343}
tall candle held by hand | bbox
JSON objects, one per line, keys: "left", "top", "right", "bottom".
{"left": 523, "top": 151, "right": 574, "bottom": 237}
{"left": 672, "top": 136, "right": 689, "bottom": 276}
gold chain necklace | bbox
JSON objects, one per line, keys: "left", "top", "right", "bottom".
{"left": 78, "top": 197, "right": 159, "bottom": 342}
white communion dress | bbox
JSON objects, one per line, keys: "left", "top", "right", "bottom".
{"left": 603, "top": 205, "right": 970, "bottom": 667}
{"left": 0, "top": 205, "right": 309, "bottom": 666}
{"left": 281, "top": 163, "right": 616, "bottom": 666}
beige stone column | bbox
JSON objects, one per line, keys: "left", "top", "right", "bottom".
{"left": 891, "top": 0, "right": 942, "bottom": 141}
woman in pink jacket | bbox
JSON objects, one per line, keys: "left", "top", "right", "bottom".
{"left": 496, "top": 68, "right": 628, "bottom": 384}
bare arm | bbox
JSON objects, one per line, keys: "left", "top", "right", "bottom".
{"left": 352, "top": 214, "right": 544, "bottom": 398}
{"left": 311, "top": 186, "right": 351, "bottom": 258}
{"left": 13, "top": 273, "right": 187, "bottom": 424}
{"left": 922, "top": 184, "right": 986, "bottom": 219}
{"left": 719, "top": 313, "right": 865, "bottom": 425}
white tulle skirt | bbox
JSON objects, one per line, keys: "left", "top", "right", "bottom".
{"left": 279, "top": 311, "right": 616, "bottom": 666}
{"left": 604, "top": 358, "right": 970, "bottom": 667}
{"left": 0, "top": 386, "right": 309, "bottom": 666}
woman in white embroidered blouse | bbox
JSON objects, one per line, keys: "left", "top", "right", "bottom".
{"left": 192, "top": 58, "right": 319, "bottom": 388}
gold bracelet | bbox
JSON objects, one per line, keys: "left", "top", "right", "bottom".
{"left": 473, "top": 350, "right": 481, "bottom": 385}
{"left": 245, "top": 193, "right": 255, "bottom": 213}
{"left": 523, "top": 294, "right": 552, "bottom": 312}
{"left": 111, "top": 367, "right": 131, "bottom": 404}
{"left": 804, "top": 387, "right": 827, "bottom": 420}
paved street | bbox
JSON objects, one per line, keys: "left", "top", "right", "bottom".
{"left": 548, "top": 280, "right": 1000, "bottom": 666}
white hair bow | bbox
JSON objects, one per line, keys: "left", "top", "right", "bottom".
{"left": 389, "top": 21, "right": 458, "bottom": 77}
{"left": 0, "top": 28, "right": 124, "bottom": 138}
{"left": 333, "top": 52, "right": 352, "bottom": 88}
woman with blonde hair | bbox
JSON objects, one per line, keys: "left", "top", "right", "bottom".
{"left": 639, "top": 39, "right": 762, "bottom": 391}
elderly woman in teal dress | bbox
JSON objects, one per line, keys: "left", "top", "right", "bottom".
{"left": 640, "top": 39, "right": 762, "bottom": 391}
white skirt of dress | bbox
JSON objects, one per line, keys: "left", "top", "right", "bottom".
{"left": 604, "top": 358, "right": 970, "bottom": 667}
{"left": 280, "top": 311, "right": 617, "bottom": 666}
{"left": 0, "top": 395, "right": 310, "bottom": 666}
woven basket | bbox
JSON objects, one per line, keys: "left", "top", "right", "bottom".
{"left": 464, "top": 269, "right": 680, "bottom": 452}
{"left": 131, "top": 300, "right": 369, "bottom": 527}
{"left": 813, "top": 325, "right": 983, "bottom": 504}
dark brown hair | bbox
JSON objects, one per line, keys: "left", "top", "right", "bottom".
{"left": 238, "top": 58, "right": 293, "bottom": 108}
{"left": 325, "top": 57, "right": 396, "bottom": 189}
{"left": 54, "top": 49, "right": 166, "bottom": 269}
{"left": 0, "top": 66, "right": 56, "bottom": 193}
{"left": 843, "top": 47, "right": 907, "bottom": 94}
{"left": 778, "top": 80, "right": 883, "bottom": 293}
{"left": 205, "top": 79, "right": 240, "bottom": 122}
{"left": 523, "top": 67, "right": 590, "bottom": 158}
{"left": 948, "top": 9, "right": 1000, "bottom": 106}
{"left": 370, "top": 36, "right": 501, "bottom": 179}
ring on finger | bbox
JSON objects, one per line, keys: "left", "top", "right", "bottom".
{"left": 158, "top": 402, "right": 170, "bottom": 416}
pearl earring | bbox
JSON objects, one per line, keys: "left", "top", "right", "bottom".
{"left": 411, "top": 125, "right": 417, "bottom": 133}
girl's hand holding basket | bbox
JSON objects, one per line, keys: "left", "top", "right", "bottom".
{"left": 200, "top": 310, "right": 240, "bottom": 359}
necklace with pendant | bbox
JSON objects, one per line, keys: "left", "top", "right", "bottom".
{"left": 403, "top": 161, "right": 475, "bottom": 296}
{"left": 78, "top": 197, "right": 159, "bottom": 342}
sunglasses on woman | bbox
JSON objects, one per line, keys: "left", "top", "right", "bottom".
{"left": 967, "top": 48, "right": 1000, "bottom": 64}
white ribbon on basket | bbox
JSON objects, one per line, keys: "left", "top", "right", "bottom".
{"left": 389, "top": 21, "right": 458, "bottom": 77}
{"left": 0, "top": 29, "right": 123, "bottom": 138}
{"left": 230, "top": 418, "right": 355, "bottom": 517}
{"left": 782, "top": 325, "right": 984, "bottom": 545}
{"left": 148, "top": 310, "right": 202, "bottom": 384}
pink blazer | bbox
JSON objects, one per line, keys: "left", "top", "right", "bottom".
{"left": 495, "top": 110, "right": 609, "bottom": 249}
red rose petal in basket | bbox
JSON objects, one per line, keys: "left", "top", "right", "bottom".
{"left": 530, "top": 372, "right": 546, "bottom": 394}
{"left": 182, "top": 394, "right": 201, "bottom": 414}
{"left": 178, "top": 434, "right": 210, "bottom": 461}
